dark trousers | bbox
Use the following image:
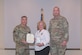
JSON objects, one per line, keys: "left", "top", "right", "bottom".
{"left": 35, "top": 46, "right": 50, "bottom": 55}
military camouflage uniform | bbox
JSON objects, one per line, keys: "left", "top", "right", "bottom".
{"left": 13, "top": 24, "right": 31, "bottom": 55}
{"left": 48, "top": 15, "right": 69, "bottom": 55}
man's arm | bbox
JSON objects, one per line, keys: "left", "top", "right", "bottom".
{"left": 63, "top": 18, "right": 69, "bottom": 42}
{"left": 61, "top": 18, "right": 69, "bottom": 46}
{"left": 13, "top": 26, "right": 21, "bottom": 44}
{"left": 48, "top": 20, "right": 52, "bottom": 34}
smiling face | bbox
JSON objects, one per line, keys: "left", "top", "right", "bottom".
{"left": 53, "top": 7, "right": 60, "bottom": 16}
{"left": 21, "top": 16, "right": 27, "bottom": 26}
{"left": 37, "top": 21, "right": 46, "bottom": 30}
{"left": 38, "top": 22, "right": 44, "bottom": 31}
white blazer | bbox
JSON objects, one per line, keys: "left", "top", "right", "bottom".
{"left": 34, "top": 29, "right": 50, "bottom": 51}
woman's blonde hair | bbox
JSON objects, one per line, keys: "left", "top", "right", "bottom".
{"left": 37, "top": 21, "right": 46, "bottom": 30}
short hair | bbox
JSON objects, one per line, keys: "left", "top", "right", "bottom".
{"left": 53, "top": 6, "right": 60, "bottom": 11}
{"left": 21, "top": 16, "right": 27, "bottom": 19}
{"left": 37, "top": 21, "right": 46, "bottom": 30}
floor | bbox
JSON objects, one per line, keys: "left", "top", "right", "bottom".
{"left": 0, "top": 49, "right": 82, "bottom": 55}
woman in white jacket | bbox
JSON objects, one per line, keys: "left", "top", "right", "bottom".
{"left": 34, "top": 21, "right": 50, "bottom": 55}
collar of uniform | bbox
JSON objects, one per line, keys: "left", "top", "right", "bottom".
{"left": 20, "top": 24, "right": 27, "bottom": 28}
{"left": 54, "top": 15, "right": 61, "bottom": 20}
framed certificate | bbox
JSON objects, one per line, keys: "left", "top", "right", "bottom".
{"left": 26, "top": 33, "right": 34, "bottom": 43}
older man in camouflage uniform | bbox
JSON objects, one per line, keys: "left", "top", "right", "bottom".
{"left": 48, "top": 7, "right": 69, "bottom": 55}
{"left": 13, "top": 16, "right": 31, "bottom": 55}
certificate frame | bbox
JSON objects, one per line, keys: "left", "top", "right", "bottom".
{"left": 26, "top": 33, "right": 34, "bottom": 43}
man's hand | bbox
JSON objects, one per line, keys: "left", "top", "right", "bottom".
{"left": 61, "top": 40, "right": 67, "bottom": 46}
{"left": 21, "top": 39, "right": 27, "bottom": 44}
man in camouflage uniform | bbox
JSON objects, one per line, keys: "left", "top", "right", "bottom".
{"left": 48, "top": 7, "right": 69, "bottom": 55}
{"left": 13, "top": 16, "right": 31, "bottom": 55}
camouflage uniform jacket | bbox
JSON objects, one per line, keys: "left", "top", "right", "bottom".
{"left": 13, "top": 24, "right": 31, "bottom": 46}
{"left": 48, "top": 15, "right": 69, "bottom": 46}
